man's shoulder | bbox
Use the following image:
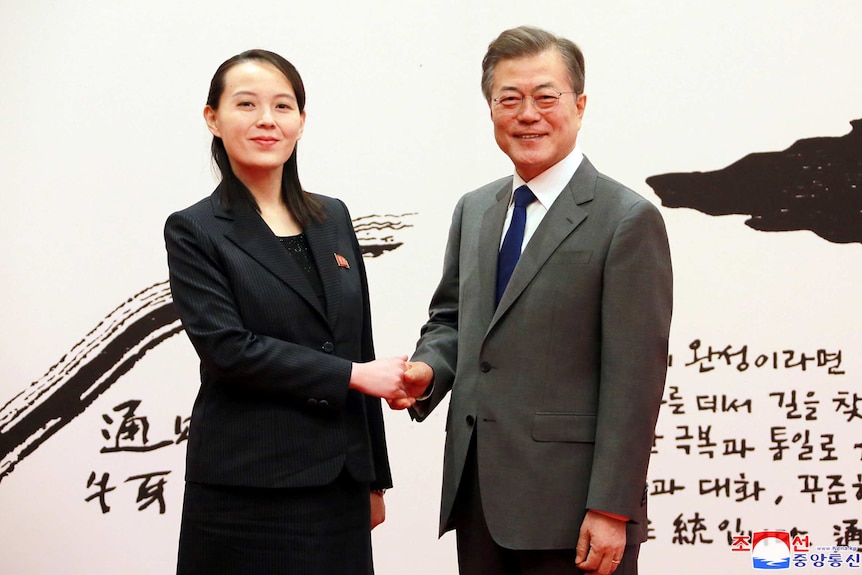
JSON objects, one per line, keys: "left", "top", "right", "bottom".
{"left": 592, "top": 168, "right": 652, "bottom": 206}
{"left": 596, "top": 172, "right": 636, "bottom": 195}
{"left": 462, "top": 175, "right": 512, "bottom": 203}
{"left": 589, "top": 171, "right": 665, "bottom": 229}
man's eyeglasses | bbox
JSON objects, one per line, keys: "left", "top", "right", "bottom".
{"left": 492, "top": 89, "right": 578, "bottom": 114}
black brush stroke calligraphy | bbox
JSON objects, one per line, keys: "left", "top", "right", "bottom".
{"left": 0, "top": 214, "right": 414, "bottom": 484}
{"left": 352, "top": 213, "right": 416, "bottom": 257}
{"left": 647, "top": 119, "right": 862, "bottom": 244}
{"left": 0, "top": 282, "right": 181, "bottom": 482}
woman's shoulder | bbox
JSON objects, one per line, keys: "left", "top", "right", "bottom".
{"left": 306, "top": 191, "right": 353, "bottom": 220}
{"left": 307, "top": 190, "right": 341, "bottom": 207}
{"left": 167, "top": 190, "right": 220, "bottom": 221}
{"left": 164, "top": 191, "right": 223, "bottom": 239}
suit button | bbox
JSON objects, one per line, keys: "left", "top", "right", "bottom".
{"left": 308, "top": 398, "right": 319, "bottom": 406}
{"left": 480, "top": 362, "right": 491, "bottom": 373}
{"left": 321, "top": 342, "right": 335, "bottom": 353}
{"left": 466, "top": 415, "right": 475, "bottom": 426}
{"left": 319, "top": 400, "right": 329, "bottom": 408}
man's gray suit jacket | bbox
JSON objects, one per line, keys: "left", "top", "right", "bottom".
{"left": 410, "top": 157, "right": 673, "bottom": 550}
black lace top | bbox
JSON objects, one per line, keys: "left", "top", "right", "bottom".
{"left": 279, "top": 233, "right": 325, "bottom": 307}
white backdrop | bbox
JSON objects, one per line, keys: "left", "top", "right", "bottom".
{"left": 1, "top": 1, "right": 860, "bottom": 573}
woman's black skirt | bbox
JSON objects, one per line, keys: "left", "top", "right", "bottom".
{"left": 176, "top": 472, "right": 373, "bottom": 575}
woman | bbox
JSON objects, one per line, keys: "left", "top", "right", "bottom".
{"left": 165, "top": 49, "right": 408, "bottom": 575}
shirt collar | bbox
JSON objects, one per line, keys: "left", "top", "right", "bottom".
{"left": 511, "top": 146, "right": 584, "bottom": 209}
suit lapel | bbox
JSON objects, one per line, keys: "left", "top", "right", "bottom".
{"left": 304, "top": 211, "right": 342, "bottom": 327}
{"left": 478, "top": 180, "right": 513, "bottom": 329}
{"left": 215, "top": 192, "right": 329, "bottom": 323}
{"left": 489, "top": 158, "right": 598, "bottom": 329}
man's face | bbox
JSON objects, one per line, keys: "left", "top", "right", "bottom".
{"left": 489, "top": 49, "right": 586, "bottom": 182}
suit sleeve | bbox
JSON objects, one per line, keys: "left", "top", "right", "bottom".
{"left": 586, "top": 198, "right": 672, "bottom": 520}
{"left": 408, "top": 196, "right": 464, "bottom": 422}
{"left": 164, "top": 209, "right": 352, "bottom": 410}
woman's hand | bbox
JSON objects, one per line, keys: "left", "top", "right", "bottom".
{"left": 349, "top": 356, "right": 409, "bottom": 401}
{"left": 370, "top": 490, "right": 386, "bottom": 529}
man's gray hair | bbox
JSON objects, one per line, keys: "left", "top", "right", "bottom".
{"left": 481, "top": 26, "right": 585, "bottom": 102}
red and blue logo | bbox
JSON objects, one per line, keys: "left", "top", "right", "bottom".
{"left": 731, "top": 531, "right": 860, "bottom": 569}
{"left": 751, "top": 531, "right": 792, "bottom": 570}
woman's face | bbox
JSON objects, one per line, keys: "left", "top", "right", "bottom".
{"left": 204, "top": 60, "right": 305, "bottom": 183}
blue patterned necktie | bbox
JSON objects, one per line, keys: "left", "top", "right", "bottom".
{"left": 496, "top": 185, "right": 537, "bottom": 305}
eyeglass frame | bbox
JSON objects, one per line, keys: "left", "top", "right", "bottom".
{"left": 491, "top": 88, "right": 580, "bottom": 114}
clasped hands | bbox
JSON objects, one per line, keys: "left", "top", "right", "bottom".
{"left": 349, "top": 357, "right": 433, "bottom": 409}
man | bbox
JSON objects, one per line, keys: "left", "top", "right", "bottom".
{"left": 397, "top": 26, "right": 673, "bottom": 575}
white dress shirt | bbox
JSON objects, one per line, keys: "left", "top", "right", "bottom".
{"left": 500, "top": 146, "right": 584, "bottom": 251}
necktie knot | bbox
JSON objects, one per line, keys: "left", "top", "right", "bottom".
{"left": 513, "top": 185, "right": 537, "bottom": 209}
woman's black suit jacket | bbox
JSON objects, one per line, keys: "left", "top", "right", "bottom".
{"left": 165, "top": 186, "right": 392, "bottom": 491}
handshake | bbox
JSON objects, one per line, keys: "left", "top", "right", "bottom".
{"left": 349, "top": 357, "right": 434, "bottom": 410}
